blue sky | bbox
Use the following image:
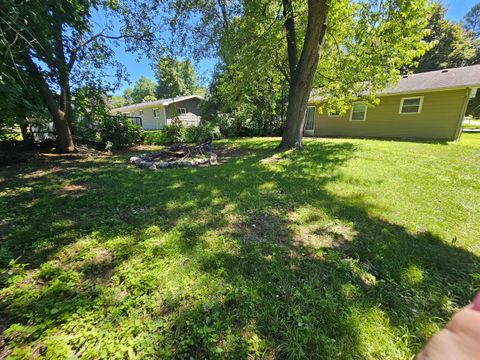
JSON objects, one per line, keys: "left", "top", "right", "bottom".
{"left": 103, "top": 1, "right": 478, "bottom": 95}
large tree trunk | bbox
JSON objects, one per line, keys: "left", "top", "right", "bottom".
{"left": 52, "top": 109, "right": 75, "bottom": 151}
{"left": 278, "top": 0, "right": 329, "bottom": 151}
{"left": 23, "top": 54, "right": 75, "bottom": 152}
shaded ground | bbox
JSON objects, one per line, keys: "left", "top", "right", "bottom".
{"left": 0, "top": 135, "right": 479, "bottom": 358}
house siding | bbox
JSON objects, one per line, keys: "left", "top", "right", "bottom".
{"left": 126, "top": 106, "right": 167, "bottom": 130}
{"left": 310, "top": 89, "right": 469, "bottom": 140}
{"left": 165, "top": 97, "right": 202, "bottom": 126}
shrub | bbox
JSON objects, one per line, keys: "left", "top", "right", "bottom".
{"left": 160, "top": 120, "right": 187, "bottom": 144}
{"left": 185, "top": 123, "right": 221, "bottom": 143}
{"left": 143, "top": 123, "right": 186, "bottom": 145}
{"left": 204, "top": 111, "right": 283, "bottom": 138}
{"left": 144, "top": 122, "right": 221, "bottom": 145}
{"left": 98, "top": 116, "right": 144, "bottom": 149}
{"left": 143, "top": 130, "right": 165, "bottom": 145}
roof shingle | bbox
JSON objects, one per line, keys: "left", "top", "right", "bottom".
{"left": 379, "top": 64, "right": 480, "bottom": 95}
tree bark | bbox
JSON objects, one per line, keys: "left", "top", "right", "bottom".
{"left": 18, "top": 116, "right": 34, "bottom": 145}
{"left": 278, "top": 0, "right": 329, "bottom": 151}
{"left": 23, "top": 54, "right": 75, "bottom": 152}
{"left": 53, "top": 19, "right": 76, "bottom": 134}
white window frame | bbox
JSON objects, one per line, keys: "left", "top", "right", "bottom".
{"left": 349, "top": 103, "right": 367, "bottom": 122}
{"left": 399, "top": 96, "right": 424, "bottom": 115}
{"left": 153, "top": 108, "right": 159, "bottom": 118}
{"left": 177, "top": 107, "right": 187, "bottom": 115}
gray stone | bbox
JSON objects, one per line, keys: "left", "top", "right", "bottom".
{"left": 183, "top": 161, "right": 193, "bottom": 167}
{"left": 148, "top": 163, "right": 157, "bottom": 170}
{"left": 209, "top": 153, "right": 218, "bottom": 163}
{"left": 158, "top": 161, "right": 170, "bottom": 169}
{"left": 139, "top": 160, "right": 153, "bottom": 168}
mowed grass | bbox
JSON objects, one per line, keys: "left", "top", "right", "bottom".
{"left": 0, "top": 134, "right": 479, "bottom": 359}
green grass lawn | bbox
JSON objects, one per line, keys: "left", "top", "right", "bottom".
{"left": 1, "top": 134, "right": 480, "bottom": 359}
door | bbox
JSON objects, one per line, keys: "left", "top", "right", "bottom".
{"left": 304, "top": 107, "right": 315, "bottom": 136}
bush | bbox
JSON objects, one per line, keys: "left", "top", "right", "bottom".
{"left": 204, "top": 111, "right": 283, "bottom": 138}
{"left": 185, "top": 123, "right": 221, "bottom": 143}
{"left": 143, "top": 130, "right": 165, "bottom": 145}
{"left": 143, "top": 122, "right": 221, "bottom": 145}
{"left": 98, "top": 116, "right": 144, "bottom": 149}
{"left": 160, "top": 120, "right": 187, "bottom": 144}
{"left": 143, "top": 123, "right": 186, "bottom": 145}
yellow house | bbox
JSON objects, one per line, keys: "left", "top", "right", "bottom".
{"left": 306, "top": 65, "right": 480, "bottom": 141}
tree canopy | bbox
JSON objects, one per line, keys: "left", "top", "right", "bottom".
{"left": 154, "top": 56, "right": 198, "bottom": 99}
{"left": 130, "top": 76, "right": 157, "bottom": 103}
{"left": 415, "top": 3, "right": 478, "bottom": 73}
{"left": 464, "top": 2, "right": 480, "bottom": 38}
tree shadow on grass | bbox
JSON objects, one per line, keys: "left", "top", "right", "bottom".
{"left": 0, "top": 139, "right": 479, "bottom": 358}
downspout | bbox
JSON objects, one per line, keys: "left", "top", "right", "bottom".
{"left": 452, "top": 88, "right": 471, "bottom": 141}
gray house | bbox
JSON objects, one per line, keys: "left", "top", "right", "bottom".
{"left": 110, "top": 95, "right": 204, "bottom": 130}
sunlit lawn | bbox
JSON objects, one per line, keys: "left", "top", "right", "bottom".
{"left": 1, "top": 134, "right": 479, "bottom": 358}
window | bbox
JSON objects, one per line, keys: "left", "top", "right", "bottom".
{"left": 304, "top": 107, "right": 315, "bottom": 131}
{"left": 399, "top": 96, "right": 423, "bottom": 114}
{"left": 139, "top": 110, "right": 144, "bottom": 116}
{"left": 350, "top": 103, "right": 367, "bottom": 121}
{"left": 153, "top": 108, "right": 159, "bottom": 118}
{"left": 177, "top": 107, "right": 187, "bottom": 115}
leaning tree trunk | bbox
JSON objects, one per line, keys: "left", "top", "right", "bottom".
{"left": 278, "top": 0, "right": 329, "bottom": 151}
{"left": 23, "top": 54, "right": 75, "bottom": 152}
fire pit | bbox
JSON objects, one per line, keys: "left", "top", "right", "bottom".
{"left": 129, "top": 140, "right": 218, "bottom": 170}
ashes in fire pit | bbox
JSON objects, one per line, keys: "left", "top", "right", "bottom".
{"left": 129, "top": 140, "right": 218, "bottom": 170}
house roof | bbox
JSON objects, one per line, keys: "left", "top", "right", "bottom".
{"left": 379, "top": 65, "right": 480, "bottom": 95}
{"left": 111, "top": 95, "right": 204, "bottom": 112}
{"left": 310, "top": 65, "right": 480, "bottom": 102}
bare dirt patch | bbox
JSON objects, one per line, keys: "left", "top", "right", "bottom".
{"left": 225, "top": 211, "right": 291, "bottom": 243}
{"left": 55, "top": 184, "right": 89, "bottom": 197}
{"left": 294, "top": 222, "right": 357, "bottom": 250}
{"left": 81, "top": 248, "right": 114, "bottom": 285}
